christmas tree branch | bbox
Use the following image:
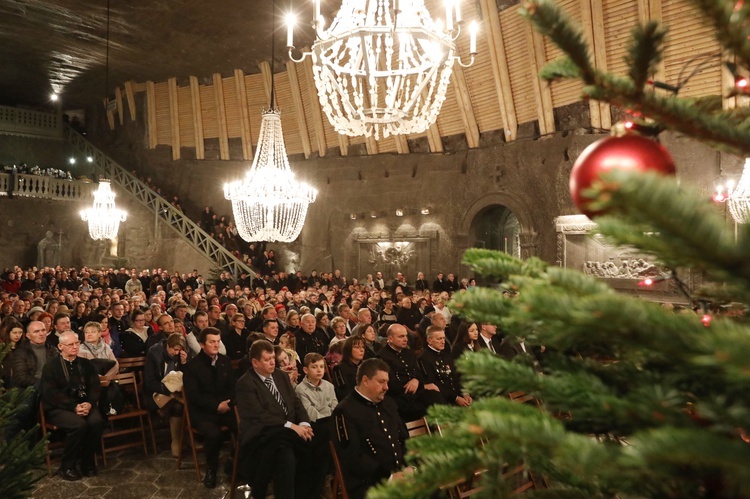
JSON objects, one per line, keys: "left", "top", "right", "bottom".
{"left": 690, "top": 0, "right": 750, "bottom": 70}
{"left": 520, "top": 0, "right": 750, "bottom": 156}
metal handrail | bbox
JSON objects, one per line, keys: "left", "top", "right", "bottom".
{"left": 63, "top": 125, "right": 254, "bottom": 278}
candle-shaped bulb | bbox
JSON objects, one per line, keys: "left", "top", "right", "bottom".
{"left": 455, "top": 0, "right": 462, "bottom": 23}
{"left": 313, "top": 0, "right": 321, "bottom": 24}
{"left": 469, "top": 20, "right": 478, "bottom": 54}
{"left": 444, "top": 0, "right": 453, "bottom": 31}
{"left": 286, "top": 13, "right": 296, "bottom": 47}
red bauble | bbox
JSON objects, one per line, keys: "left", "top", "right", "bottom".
{"left": 569, "top": 135, "right": 676, "bottom": 217}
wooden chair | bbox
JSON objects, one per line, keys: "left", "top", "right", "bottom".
{"left": 177, "top": 386, "right": 236, "bottom": 482}
{"left": 118, "top": 356, "right": 147, "bottom": 386}
{"left": 117, "top": 355, "right": 157, "bottom": 453}
{"left": 405, "top": 417, "right": 431, "bottom": 438}
{"left": 507, "top": 390, "right": 541, "bottom": 408}
{"left": 38, "top": 403, "right": 66, "bottom": 476}
{"left": 99, "top": 372, "right": 152, "bottom": 465}
{"left": 329, "top": 440, "right": 349, "bottom": 499}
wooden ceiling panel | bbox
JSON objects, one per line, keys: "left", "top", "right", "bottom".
{"left": 603, "top": 0, "right": 641, "bottom": 77}
{"left": 177, "top": 85, "right": 195, "bottom": 147}
{"left": 543, "top": 0, "right": 585, "bottom": 107}
{"left": 245, "top": 73, "right": 267, "bottom": 146}
{"left": 154, "top": 82, "right": 171, "bottom": 146}
{"left": 222, "top": 76, "right": 241, "bottom": 138}
{"left": 662, "top": 0, "right": 721, "bottom": 99}
{"left": 501, "top": 8, "right": 537, "bottom": 125}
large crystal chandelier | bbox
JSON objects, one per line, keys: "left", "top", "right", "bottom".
{"left": 287, "top": 0, "right": 477, "bottom": 140}
{"left": 728, "top": 158, "right": 750, "bottom": 224}
{"left": 224, "top": 110, "right": 317, "bottom": 242}
{"left": 80, "top": 180, "right": 127, "bottom": 240}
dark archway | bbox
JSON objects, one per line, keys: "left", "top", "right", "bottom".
{"left": 469, "top": 205, "right": 520, "bottom": 258}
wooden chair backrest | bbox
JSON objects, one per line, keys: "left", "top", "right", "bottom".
{"left": 405, "top": 417, "right": 431, "bottom": 438}
{"left": 101, "top": 371, "right": 142, "bottom": 409}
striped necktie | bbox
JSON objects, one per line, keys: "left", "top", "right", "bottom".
{"left": 265, "top": 377, "right": 288, "bottom": 414}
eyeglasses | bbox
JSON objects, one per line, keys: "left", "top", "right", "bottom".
{"left": 61, "top": 341, "right": 81, "bottom": 347}
{"left": 133, "top": 319, "right": 145, "bottom": 322}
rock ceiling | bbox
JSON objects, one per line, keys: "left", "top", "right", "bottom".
{"left": 0, "top": 0, "right": 324, "bottom": 109}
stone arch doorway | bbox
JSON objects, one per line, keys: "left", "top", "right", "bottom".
{"left": 469, "top": 205, "right": 521, "bottom": 257}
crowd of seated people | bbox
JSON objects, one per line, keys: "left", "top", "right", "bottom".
{"left": 1, "top": 161, "right": 75, "bottom": 180}
{"left": 0, "top": 264, "right": 512, "bottom": 495}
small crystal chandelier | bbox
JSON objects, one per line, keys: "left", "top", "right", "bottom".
{"left": 728, "top": 158, "right": 750, "bottom": 224}
{"left": 80, "top": 180, "right": 127, "bottom": 240}
{"left": 224, "top": 0, "right": 317, "bottom": 243}
{"left": 287, "top": 0, "right": 478, "bottom": 140}
{"left": 224, "top": 110, "right": 317, "bottom": 242}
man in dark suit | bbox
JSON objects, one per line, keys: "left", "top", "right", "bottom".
{"left": 183, "top": 327, "right": 236, "bottom": 488}
{"left": 236, "top": 339, "right": 324, "bottom": 498}
{"left": 332, "top": 358, "right": 410, "bottom": 499}
{"left": 476, "top": 323, "right": 503, "bottom": 354}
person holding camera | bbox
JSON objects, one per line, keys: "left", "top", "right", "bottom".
{"left": 41, "top": 330, "right": 103, "bottom": 481}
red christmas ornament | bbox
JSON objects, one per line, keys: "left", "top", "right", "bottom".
{"left": 569, "top": 134, "right": 676, "bottom": 217}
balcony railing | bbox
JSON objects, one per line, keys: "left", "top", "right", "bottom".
{"left": 0, "top": 105, "right": 62, "bottom": 139}
{"left": 0, "top": 172, "right": 95, "bottom": 201}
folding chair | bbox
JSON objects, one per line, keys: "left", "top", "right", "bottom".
{"left": 329, "top": 440, "right": 349, "bottom": 499}
{"left": 99, "top": 372, "right": 152, "bottom": 465}
{"left": 39, "top": 403, "right": 65, "bottom": 476}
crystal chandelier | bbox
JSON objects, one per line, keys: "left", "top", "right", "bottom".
{"left": 728, "top": 158, "right": 750, "bottom": 224}
{"left": 80, "top": 180, "right": 127, "bottom": 240}
{"left": 224, "top": 109, "right": 317, "bottom": 242}
{"left": 287, "top": 0, "right": 477, "bottom": 140}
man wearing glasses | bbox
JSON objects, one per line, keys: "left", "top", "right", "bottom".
{"left": 41, "top": 331, "right": 103, "bottom": 481}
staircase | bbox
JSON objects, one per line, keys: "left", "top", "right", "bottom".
{"left": 63, "top": 125, "right": 254, "bottom": 278}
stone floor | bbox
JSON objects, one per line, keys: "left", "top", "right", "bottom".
{"left": 31, "top": 449, "right": 240, "bottom": 499}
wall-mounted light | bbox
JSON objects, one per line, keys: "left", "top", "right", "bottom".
{"left": 395, "top": 209, "right": 404, "bottom": 217}
{"left": 370, "top": 211, "right": 378, "bottom": 219}
{"left": 50, "top": 93, "right": 59, "bottom": 102}
{"left": 350, "top": 213, "right": 357, "bottom": 220}
{"left": 69, "top": 157, "right": 76, "bottom": 165}
{"left": 87, "top": 156, "right": 94, "bottom": 163}
{"left": 421, "top": 207, "right": 430, "bottom": 215}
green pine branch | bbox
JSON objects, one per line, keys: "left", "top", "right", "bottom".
{"left": 0, "top": 344, "right": 46, "bottom": 499}
{"left": 519, "top": 0, "right": 750, "bottom": 156}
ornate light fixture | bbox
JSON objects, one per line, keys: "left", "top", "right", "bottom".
{"left": 80, "top": 180, "right": 127, "bottom": 240}
{"left": 224, "top": 0, "right": 317, "bottom": 243}
{"left": 224, "top": 110, "right": 317, "bottom": 242}
{"left": 287, "top": 0, "right": 478, "bottom": 140}
{"left": 728, "top": 158, "right": 750, "bottom": 223}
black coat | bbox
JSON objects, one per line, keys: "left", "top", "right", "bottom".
{"left": 41, "top": 355, "right": 101, "bottom": 413}
{"left": 183, "top": 350, "right": 236, "bottom": 425}
{"left": 332, "top": 358, "right": 359, "bottom": 401}
{"left": 378, "top": 344, "right": 443, "bottom": 420}
{"left": 418, "top": 347, "right": 461, "bottom": 404}
{"left": 144, "top": 340, "right": 185, "bottom": 411}
{"left": 11, "top": 342, "right": 59, "bottom": 389}
{"left": 332, "top": 390, "right": 408, "bottom": 499}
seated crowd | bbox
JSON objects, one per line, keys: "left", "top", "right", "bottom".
{"left": 0, "top": 265, "right": 526, "bottom": 497}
